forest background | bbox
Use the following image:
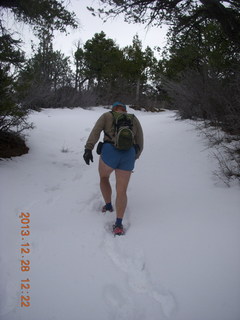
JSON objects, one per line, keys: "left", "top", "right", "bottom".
{"left": 0, "top": 0, "right": 240, "bottom": 183}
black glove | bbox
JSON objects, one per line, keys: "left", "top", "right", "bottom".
{"left": 83, "top": 149, "right": 93, "bottom": 165}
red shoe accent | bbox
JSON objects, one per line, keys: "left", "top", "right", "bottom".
{"left": 112, "top": 225, "right": 124, "bottom": 236}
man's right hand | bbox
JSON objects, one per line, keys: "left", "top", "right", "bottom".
{"left": 83, "top": 149, "right": 93, "bottom": 165}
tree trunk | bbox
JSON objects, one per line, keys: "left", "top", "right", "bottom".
{"left": 136, "top": 78, "right": 140, "bottom": 106}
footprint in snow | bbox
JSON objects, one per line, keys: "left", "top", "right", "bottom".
{"left": 72, "top": 172, "right": 82, "bottom": 181}
{"left": 44, "top": 184, "right": 61, "bottom": 192}
{"left": 103, "top": 235, "right": 176, "bottom": 318}
{"left": 103, "top": 284, "right": 145, "bottom": 320}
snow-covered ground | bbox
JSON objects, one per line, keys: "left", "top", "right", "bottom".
{"left": 0, "top": 107, "right": 240, "bottom": 320}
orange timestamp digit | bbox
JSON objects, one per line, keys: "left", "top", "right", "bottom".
{"left": 19, "top": 213, "right": 31, "bottom": 307}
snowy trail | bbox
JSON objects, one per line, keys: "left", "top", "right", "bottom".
{"left": 0, "top": 107, "right": 240, "bottom": 320}
{"left": 102, "top": 232, "right": 176, "bottom": 319}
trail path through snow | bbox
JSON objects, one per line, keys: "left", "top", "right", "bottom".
{"left": 0, "top": 107, "right": 240, "bottom": 320}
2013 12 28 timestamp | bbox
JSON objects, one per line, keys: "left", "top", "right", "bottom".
{"left": 19, "top": 212, "right": 31, "bottom": 307}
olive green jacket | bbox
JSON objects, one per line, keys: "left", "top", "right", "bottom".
{"left": 85, "top": 111, "right": 144, "bottom": 158}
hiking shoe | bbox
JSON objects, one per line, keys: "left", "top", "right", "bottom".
{"left": 112, "top": 224, "right": 124, "bottom": 236}
{"left": 102, "top": 203, "right": 113, "bottom": 212}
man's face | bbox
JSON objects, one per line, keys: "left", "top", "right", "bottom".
{"left": 113, "top": 106, "right": 126, "bottom": 113}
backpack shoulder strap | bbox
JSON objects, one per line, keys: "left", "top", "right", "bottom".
{"left": 126, "top": 113, "right": 135, "bottom": 121}
{"left": 102, "top": 111, "right": 115, "bottom": 140}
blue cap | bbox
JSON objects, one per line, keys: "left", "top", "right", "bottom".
{"left": 112, "top": 101, "right": 126, "bottom": 110}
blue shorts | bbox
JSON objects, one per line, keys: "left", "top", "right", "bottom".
{"left": 101, "top": 143, "right": 136, "bottom": 171}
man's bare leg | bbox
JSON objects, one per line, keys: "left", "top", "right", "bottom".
{"left": 98, "top": 158, "right": 114, "bottom": 204}
{"left": 115, "top": 169, "right": 132, "bottom": 219}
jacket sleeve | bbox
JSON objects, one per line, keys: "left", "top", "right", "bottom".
{"left": 84, "top": 114, "right": 106, "bottom": 150}
{"left": 134, "top": 116, "right": 144, "bottom": 158}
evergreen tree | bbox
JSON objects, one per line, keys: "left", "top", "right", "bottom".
{"left": 160, "top": 21, "right": 240, "bottom": 129}
{"left": 1, "top": 0, "right": 77, "bottom": 32}
{"left": 17, "top": 27, "right": 73, "bottom": 109}
{"left": 74, "top": 43, "right": 86, "bottom": 91}
{"left": 123, "top": 35, "right": 158, "bottom": 105}
{"left": 91, "top": 0, "right": 240, "bottom": 45}
{"left": 82, "top": 31, "right": 124, "bottom": 104}
{"left": 0, "top": 0, "right": 77, "bottom": 156}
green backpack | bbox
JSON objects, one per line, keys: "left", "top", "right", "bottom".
{"left": 111, "top": 111, "right": 135, "bottom": 150}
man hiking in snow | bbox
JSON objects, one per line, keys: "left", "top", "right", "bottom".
{"left": 83, "top": 102, "right": 144, "bottom": 236}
